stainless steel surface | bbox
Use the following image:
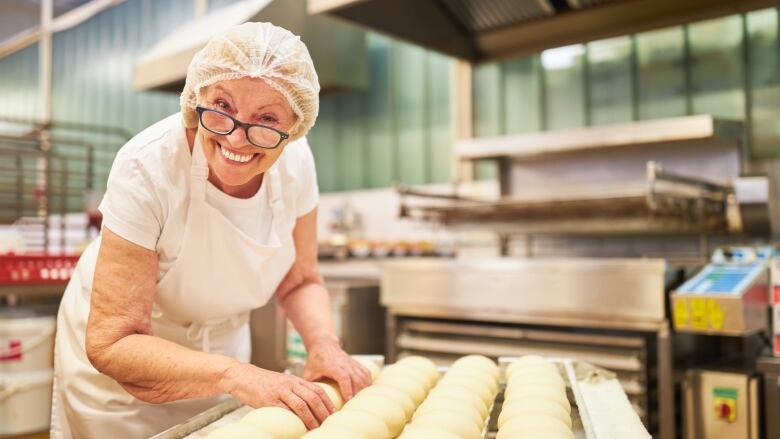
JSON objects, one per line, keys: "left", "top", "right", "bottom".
{"left": 309, "top": 0, "right": 776, "bottom": 63}
{"left": 733, "top": 176, "right": 772, "bottom": 237}
{"left": 151, "top": 399, "right": 241, "bottom": 439}
{"left": 457, "top": 115, "right": 742, "bottom": 161}
{"left": 380, "top": 257, "right": 667, "bottom": 324}
{"left": 758, "top": 355, "right": 780, "bottom": 439}
{"left": 682, "top": 370, "right": 760, "bottom": 439}
{"left": 394, "top": 318, "right": 650, "bottom": 424}
{"left": 317, "top": 260, "right": 382, "bottom": 282}
{"left": 401, "top": 117, "right": 743, "bottom": 236}
{"left": 657, "top": 322, "right": 675, "bottom": 439}
{"left": 134, "top": 0, "right": 367, "bottom": 93}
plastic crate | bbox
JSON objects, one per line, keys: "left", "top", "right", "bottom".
{"left": 0, "top": 254, "right": 80, "bottom": 286}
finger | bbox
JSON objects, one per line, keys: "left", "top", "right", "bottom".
{"left": 295, "top": 383, "right": 331, "bottom": 423}
{"left": 301, "top": 367, "right": 322, "bottom": 382}
{"left": 333, "top": 372, "right": 355, "bottom": 401}
{"left": 351, "top": 364, "right": 371, "bottom": 394}
{"left": 282, "top": 392, "right": 319, "bottom": 430}
{"left": 306, "top": 381, "right": 336, "bottom": 413}
{"left": 353, "top": 363, "right": 372, "bottom": 388}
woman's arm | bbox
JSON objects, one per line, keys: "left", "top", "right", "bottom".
{"left": 275, "top": 207, "right": 372, "bottom": 399}
{"left": 85, "top": 227, "right": 334, "bottom": 429}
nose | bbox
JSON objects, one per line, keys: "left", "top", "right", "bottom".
{"left": 225, "top": 125, "right": 250, "bottom": 148}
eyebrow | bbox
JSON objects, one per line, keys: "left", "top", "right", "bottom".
{"left": 210, "top": 86, "right": 288, "bottom": 116}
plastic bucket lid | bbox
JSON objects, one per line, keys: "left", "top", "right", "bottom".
{"left": 0, "top": 369, "right": 53, "bottom": 402}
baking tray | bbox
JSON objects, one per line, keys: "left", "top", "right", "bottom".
{"left": 494, "top": 356, "right": 651, "bottom": 439}
{"left": 151, "top": 355, "right": 650, "bottom": 439}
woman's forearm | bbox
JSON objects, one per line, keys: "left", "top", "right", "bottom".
{"left": 280, "top": 282, "right": 339, "bottom": 350}
{"left": 87, "top": 332, "right": 239, "bottom": 404}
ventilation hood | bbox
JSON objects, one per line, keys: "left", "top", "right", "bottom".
{"left": 134, "top": 0, "right": 367, "bottom": 93}
{"left": 309, "top": 0, "right": 775, "bottom": 63}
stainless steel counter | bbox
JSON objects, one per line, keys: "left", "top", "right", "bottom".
{"left": 318, "top": 259, "right": 381, "bottom": 283}
{"left": 379, "top": 257, "right": 674, "bottom": 439}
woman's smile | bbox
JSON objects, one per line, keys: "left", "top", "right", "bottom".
{"left": 215, "top": 141, "right": 264, "bottom": 166}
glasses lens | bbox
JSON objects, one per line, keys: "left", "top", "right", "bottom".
{"left": 201, "top": 110, "right": 233, "bottom": 134}
{"left": 247, "top": 126, "right": 282, "bottom": 148}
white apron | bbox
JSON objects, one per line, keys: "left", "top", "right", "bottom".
{"left": 50, "top": 136, "right": 296, "bottom": 438}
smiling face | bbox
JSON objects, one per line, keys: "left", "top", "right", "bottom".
{"left": 192, "top": 77, "right": 297, "bottom": 198}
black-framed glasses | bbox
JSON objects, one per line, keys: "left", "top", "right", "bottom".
{"left": 195, "top": 106, "right": 290, "bottom": 149}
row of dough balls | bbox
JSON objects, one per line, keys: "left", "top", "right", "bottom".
{"left": 207, "top": 357, "right": 383, "bottom": 439}
{"left": 497, "top": 355, "right": 573, "bottom": 439}
{"left": 399, "top": 354, "right": 499, "bottom": 439}
{"left": 302, "top": 355, "right": 440, "bottom": 438}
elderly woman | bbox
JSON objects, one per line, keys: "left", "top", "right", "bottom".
{"left": 50, "top": 22, "right": 371, "bottom": 438}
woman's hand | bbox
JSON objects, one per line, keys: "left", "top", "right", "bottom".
{"left": 219, "top": 361, "right": 335, "bottom": 429}
{"left": 301, "top": 340, "right": 372, "bottom": 401}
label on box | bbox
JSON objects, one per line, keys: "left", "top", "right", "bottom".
{"left": 674, "top": 299, "right": 690, "bottom": 328}
{"left": 0, "top": 340, "right": 22, "bottom": 361}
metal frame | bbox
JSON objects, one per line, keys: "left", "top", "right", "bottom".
{"left": 385, "top": 311, "right": 674, "bottom": 439}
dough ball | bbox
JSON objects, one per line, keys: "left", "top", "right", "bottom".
{"left": 321, "top": 409, "right": 390, "bottom": 439}
{"left": 398, "top": 426, "right": 460, "bottom": 439}
{"left": 380, "top": 363, "right": 435, "bottom": 390}
{"left": 507, "top": 356, "right": 558, "bottom": 377}
{"left": 352, "top": 356, "right": 382, "bottom": 382}
{"left": 498, "top": 398, "right": 572, "bottom": 429}
{"left": 315, "top": 380, "right": 344, "bottom": 410}
{"left": 499, "top": 413, "right": 574, "bottom": 439}
{"left": 206, "top": 422, "right": 273, "bottom": 439}
{"left": 444, "top": 368, "right": 498, "bottom": 395}
{"left": 503, "top": 383, "right": 570, "bottom": 413}
{"left": 507, "top": 369, "right": 566, "bottom": 391}
{"left": 437, "top": 374, "right": 495, "bottom": 406}
{"left": 355, "top": 384, "right": 416, "bottom": 419}
{"left": 300, "top": 426, "right": 363, "bottom": 439}
{"left": 426, "top": 386, "right": 489, "bottom": 418}
{"left": 497, "top": 428, "right": 574, "bottom": 439}
{"left": 374, "top": 373, "right": 427, "bottom": 405}
{"left": 451, "top": 355, "right": 499, "bottom": 380}
{"left": 396, "top": 356, "right": 440, "bottom": 382}
{"left": 414, "top": 398, "right": 484, "bottom": 430}
{"left": 412, "top": 410, "right": 483, "bottom": 439}
{"left": 240, "top": 407, "right": 306, "bottom": 439}
{"left": 341, "top": 394, "right": 407, "bottom": 437}
{"left": 505, "top": 375, "right": 567, "bottom": 401}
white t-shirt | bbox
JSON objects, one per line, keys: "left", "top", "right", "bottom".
{"left": 99, "top": 112, "right": 319, "bottom": 281}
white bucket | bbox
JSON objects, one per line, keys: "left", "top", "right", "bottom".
{"left": 0, "top": 310, "right": 56, "bottom": 374}
{"left": 0, "top": 369, "right": 53, "bottom": 436}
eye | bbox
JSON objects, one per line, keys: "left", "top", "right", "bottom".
{"left": 258, "top": 115, "right": 278, "bottom": 125}
{"left": 214, "top": 99, "right": 232, "bottom": 112}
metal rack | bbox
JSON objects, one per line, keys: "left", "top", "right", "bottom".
{"left": 0, "top": 115, "right": 129, "bottom": 251}
{"left": 400, "top": 161, "right": 734, "bottom": 236}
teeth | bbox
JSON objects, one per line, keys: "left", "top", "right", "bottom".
{"left": 220, "top": 145, "right": 253, "bottom": 163}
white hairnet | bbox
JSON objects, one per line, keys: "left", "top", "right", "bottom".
{"left": 180, "top": 22, "right": 320, "bottom": 141}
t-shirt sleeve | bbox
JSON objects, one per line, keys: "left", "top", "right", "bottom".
{"left": 98, "top": 152, "right": 163, "bottom": 250}
{"left": 295, "top": 137, "right": 320, "bottom": 217}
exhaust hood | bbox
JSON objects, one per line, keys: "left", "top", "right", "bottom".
{"left": 134, "top": 0, "right": 367, "bottom": 93}
{"left": 309, "top": 0, "right": 776, "bottom": 63}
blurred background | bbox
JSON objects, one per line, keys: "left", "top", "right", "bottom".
{"left": 2, "top": 1, "right": 780, "bottom": 438}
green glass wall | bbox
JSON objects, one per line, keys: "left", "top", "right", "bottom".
{"left": 0, "top": 43, "right": 40, "bottom": 129}
{"left": 308, "top": 35, "right": 453, "bottom": 192}
{"left": 473, "top": 8, "right": 780, "bottom": 166}
{"left": 0, "top": 5, "right": 778, "bottom": 198}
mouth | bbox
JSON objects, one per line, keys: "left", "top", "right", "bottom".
{"left": 217, "top": 142, "right": 262, "bottom": 165}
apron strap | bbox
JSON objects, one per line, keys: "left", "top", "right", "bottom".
{"left": 190, "top": 134, "right": 210, "bottom": 201}
{"left": 267, "top": 166, "right": 286, "bottom": 225}
{"left": 182, "top": 313, "right": 250, "bottom": 353}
